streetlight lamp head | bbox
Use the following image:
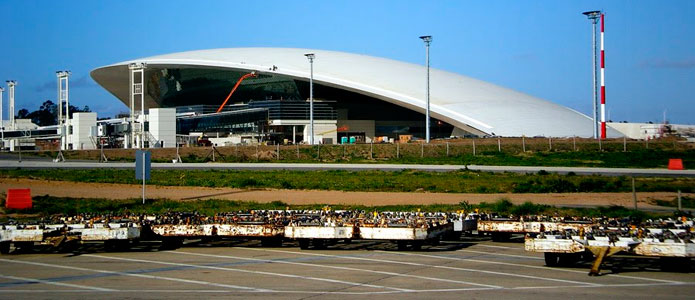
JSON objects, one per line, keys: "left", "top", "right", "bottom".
{"left": 582, "top": 10, "right": 601, "bottom": 19}
{"left": 304, "top": 53, "right": 315, "bottom": 61}
{"left": 419, "top": 35, "right": 432, "bottom": 43}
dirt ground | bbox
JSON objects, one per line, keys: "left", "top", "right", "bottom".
{"left": 0, "top": 178, "right": 689, "bottom": 211}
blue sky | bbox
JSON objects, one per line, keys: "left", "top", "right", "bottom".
{"left": 0, "top": 0, "right": 693, "bottom": 124}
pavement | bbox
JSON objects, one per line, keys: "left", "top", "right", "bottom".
{"left": 1, "top": 159, "right": 694, "bottom": 177}
{"left": 0, "top": 239, "right": 693, "bottom": 299}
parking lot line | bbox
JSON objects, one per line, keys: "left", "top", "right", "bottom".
{"left": 0, "top": 274, "right": 116, "bottom": 291}
{"left": 0, "top": 282, "right": 689, "bottom": 296}
{"left": 378, "top": 250, "right": 685, "bottom": 284}
{"left": 457, "top": 249, "right": 544, "bottom": 260}
{"left": 173, "top": 250, "right": 495, "bottom": 287}
{"left": 0, "top": 258, "right": 265, "bottom": 292}
{"left": 511, "top": 282, "right": 690, "bottom": 290}
{"left": 85, "top": 254, "right": 412, "bottom": 292}
{"left": 475, "top": 244, "right": 515, "bottom": 249}
{"left": 236, "top": 247, "right": 595, "bottom": 286}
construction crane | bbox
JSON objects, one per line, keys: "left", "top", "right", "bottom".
{"left": 216, "top": 71, "right": 258, "bottom": 113}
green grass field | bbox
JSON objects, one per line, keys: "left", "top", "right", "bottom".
{"left": 25, "top": 139, "right": 695, "bottom": 169}
{"left": 1, "top": 168, "right": 693, "bottom": 194}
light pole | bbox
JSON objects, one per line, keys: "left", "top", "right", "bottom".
{"left": 419, "top": 35, "right": 432, "bottom": 143}
{"left": 56, "top": 71, "right": 70, "bottom": 150}
{"left": 304, "top": 53, "right": 315, "bottom": 145}
{"left": 583, "top": 11, "right": 600, "bottom": 139}
{"left": 6, "top": 81, "right": 16, "bottom": 131}
{"left": 0, "top": 87, "right": 4, "bottom": 142}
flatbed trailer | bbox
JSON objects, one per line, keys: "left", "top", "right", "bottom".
{"left": 359, "top": 222, "right": 453, "bottom": 250}
{"left": 150, "top": 223, "right": 285, "bottom": 248}
{"left": 284, "top": 225, "right": 355, "bottom": 249}
{"left": 525, "top": 227, "right": 695, "bottom": 275}
{"left": 477, "top": 219, "right": 594, "bottom": 241}
{"left": 0, "top": 222, "right": 141, "bottom": 253}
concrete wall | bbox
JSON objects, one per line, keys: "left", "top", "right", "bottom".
{"left": 303, "top": 121, "right": 337, "bottom": 144}
{"left": 71, "top": 112, "right": 97, "bottom": 150}
{"left": 149, "top": 108, "right": 176, "bottom": 148}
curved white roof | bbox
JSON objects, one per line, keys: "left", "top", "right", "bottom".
{"left": 91, "top": 47, "right": 618, "bottom": 137}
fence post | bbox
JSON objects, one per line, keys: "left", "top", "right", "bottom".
{"left": 548, "top": 137, "right": 552, "bottom": 151}
{"left": 370, "top": 142, "right": 373, "bottom": 160}
{"left": 276, "top": 143, "right": 280, "bottom": 160}
{"left": 632, "top": 177, "right": 637, "bottom": 210}
{"left": 623, "top": 136, "right": 627, "bottom": 152}
{"left": 522, "top": 136, "right": 526, "bottom": 152}
{"left": 446, "top": 142, "right": 449, "bottom": 157}
{"left": 255, "top": 144, "right": 258, "bottom": 161}
{"left": 317, "top": 144, "right": 320, "bottom": 161}
{"left": 472, "top": 139, "right": 476, "bottom": 156}
{"left": 573, "top": 136, "right": 576, "bottom": 151}
{"left": 421, "top": 143, "right": 424, "bottom": 158}
{"left": 678, "top": 190, "right": 682, "bottom": 211}
{"left": 497, "top": 137, "right": 501, "bottom": 152}
{"left": 396, "top": 142, "right": 400, "bottom": 159}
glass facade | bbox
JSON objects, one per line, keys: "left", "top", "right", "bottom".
{"left": 148, "top": 66, "right": 454, "bottom": 139}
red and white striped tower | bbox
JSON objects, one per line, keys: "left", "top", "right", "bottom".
{"left": 600, "top": 13, "right": 606, "bottom": 139}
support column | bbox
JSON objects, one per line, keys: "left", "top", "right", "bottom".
{"left": 129, "top": 63, "right": 147, "bottom": 149}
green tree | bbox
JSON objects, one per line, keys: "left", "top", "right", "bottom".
{"left": 16, "top": 100, "right": 91, "bottom": 126}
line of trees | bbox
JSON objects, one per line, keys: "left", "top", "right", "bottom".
{"left": 16, "top": 100, "right": 91, "bottom": 127}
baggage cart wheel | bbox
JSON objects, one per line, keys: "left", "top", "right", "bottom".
{"left": 261, "top": 238, "right": 283, "bottom": 247}
{"left": 660, "top": 257, "right": 692, "bottom": 272}
{"left": 105, "top": 240, "right": 130, "bottom": 252}
{"left": 397, "top": 241, "right": 408, "bottom": 251}
{"left": 298, "top": 239, "right": 310, "bottom": 250}
{"left": 160, "top": 238, "right": 183, "bottom": 250}
{"left": 491, "top": 232, "right": 511, "bottom": 242}
{"left": 312, "top": 239, "right": 327, "bottom": 250}
{"left": 0, "top": 242, "right": 9, "bottom": 254}
{"left": 14, "top": 242, "right": 34, "bottom": 253}
{"left": 544, "top": 253, "right": 561, "bottom": 267}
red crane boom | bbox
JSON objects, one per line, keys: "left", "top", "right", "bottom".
{"left": 216, "top": 72, "right": 258, "bottom": 113}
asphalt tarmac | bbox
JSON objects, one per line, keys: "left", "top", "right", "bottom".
{"left": 0, "top": 238, "right": 693, "bottom": 299}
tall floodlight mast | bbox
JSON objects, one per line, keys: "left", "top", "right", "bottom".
{"left": 56, "top": 71, "right": 71, "bottom": 150}
{"left": 0, "top": 87, "right": 4, "bottom": 141}
{"left": 583, "top": 10, "right": 601, "bottom": 139}
{"left": 419, "top": 35, "right": 432, "bottom": 143}
{"left": 304, "top": 53, "right": 315, "bottom": 145}
{"left": 600, "top": 13, "right": 606, "bottom": 140}
{"left": 129, "top": 63, "right": 146, "bottom": 149}
{"left": 6, "top": 81, "right": 16, "bottom": 131}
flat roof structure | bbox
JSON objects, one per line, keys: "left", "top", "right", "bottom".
{"left": 91, "top": 48, "right": 619, "bottom": 137}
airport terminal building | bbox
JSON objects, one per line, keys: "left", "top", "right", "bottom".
{"left": 91, "top": 48, "right": 617, "bottom": 146}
